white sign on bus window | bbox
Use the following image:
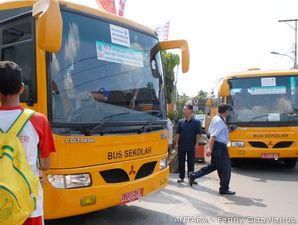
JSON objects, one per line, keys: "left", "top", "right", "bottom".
{"left": 268, "top": 113, "right": 280, "bottom": 121}
{"left": 96, "top": 41, "right": 143, "bottom": 68}
{"left": 250, "top": 86, "right": 286, "bottom": 95}
{"left": 110, "top": 24, "right": 130, "bottom": 48}
{"left": 261, "top": 77, "right": 276, "bottom": 87}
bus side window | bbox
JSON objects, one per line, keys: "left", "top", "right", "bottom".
{"left": 0, "top": 18, "right": 36, "bottom": 105}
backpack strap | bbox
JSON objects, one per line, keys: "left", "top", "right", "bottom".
{"left": 7, "top": 109, "right": 35, "bottom": 136}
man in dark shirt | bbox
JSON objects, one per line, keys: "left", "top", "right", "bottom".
{"left": 175, "top": 104, "right": 202, "bottom": 184}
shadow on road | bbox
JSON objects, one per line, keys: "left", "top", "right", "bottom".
{"left": 162, "top": 188, "right": 239, "bottom": 217}
{"left": 161, "top": 173, "right": 267, "bottom": 209}
{"left": 141, "top": 179, "right": 240, "bottom": 218}
{"left": 189, "top": 183, "right": 267, "bottom": 208}
{"left": 46, "top": 205, "right": 186, "bottom": 225}
{"left": 223, "top": 195, "right": 266, "bottom": 207}
{"left": 232, "top": 159, "right": 298, "bottom": 182}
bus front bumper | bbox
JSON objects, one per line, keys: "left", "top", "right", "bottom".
{"left": 229, "top": 147, "right": 298, "bottom": 159}
{"left": 43, "top": 157, "right": 169, "bottom": 219}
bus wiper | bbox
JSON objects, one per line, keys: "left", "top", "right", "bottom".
{"left": 248, "top": 114, "right": 269, "bottom": 122}
{"left": 235, "top": 114, "right": 269, "bottom": 127}
{"left": 281, "top": 112, "right": 298, "bottom": 116}
{"left": 85, "top": 112, "right": 132, "bottom": 136}
{"left": 137, "top": 118, "right": 160, "bottom": 134}
{"left": 280, "top": 112, "right": 298, "bottom": 120}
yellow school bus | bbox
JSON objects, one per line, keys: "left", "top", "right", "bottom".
{"left": 206, "top": 69, "right": 298, "bottom": 168}
{"left": 0, "top": 0, "right": 190, "bottom": 219}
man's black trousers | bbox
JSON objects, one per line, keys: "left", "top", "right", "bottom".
{"left": 192, "top": 141, "right": 231, "bottom": 192}
{"left": 178, "top": 149, "right": 195, "bottom": 180}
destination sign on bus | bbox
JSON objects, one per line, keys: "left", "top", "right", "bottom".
{"left": 108, "top": 147, "right": 152, "bottom": 160}
{"left": 253, "top": 133, "right": 289, "bottom": 138}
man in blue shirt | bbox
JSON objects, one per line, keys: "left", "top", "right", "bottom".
{"left": 175, "top": 104, "right": 202, "bottom": 184}
{"left": 189, "top": 104, "right": 236, "bottom": 195}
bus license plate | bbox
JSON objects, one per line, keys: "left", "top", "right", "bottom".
{"left": 121, "top": 188, "right": 143, "bottom": 204}
{"left": 261, "top": 153, "right": 279, "bottom": 159}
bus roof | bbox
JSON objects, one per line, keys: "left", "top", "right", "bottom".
{"left": 0, "top": 0, "right": 156, "bottom": 36}
{"left": 225, "top": 69, "right": 298, "bottom": 79}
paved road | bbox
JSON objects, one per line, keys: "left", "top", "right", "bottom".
{"left": 46, "top": 160, "right": 298, "bottom": 225}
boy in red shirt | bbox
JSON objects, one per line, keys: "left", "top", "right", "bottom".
{"left": 0, "top": 61, "right": 56, "bottom": 225}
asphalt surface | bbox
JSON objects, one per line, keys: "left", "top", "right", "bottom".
{"left": 46, "top": 160, "right": 298, "bottom": 225}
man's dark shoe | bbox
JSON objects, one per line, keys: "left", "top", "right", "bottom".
{"left": 192, "top": 181, "right": 198, "bottom": 185}
{"left": 177, "top": 179, "right": 184, "bottom": 183}
{"left": 219, "top": 190, "right": 236, "bottom": 195}
{"left": 188, "top": 172, "right": 196, "bottom": 187}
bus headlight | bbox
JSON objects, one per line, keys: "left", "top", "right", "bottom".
{"left": 230, "top": 141, "right": 245, "bottom": 147}
{"left": 48, "top": 174, "right": 91, "bottom": 189}
{"left": 47, "top": 175, "right": 65, "bottom": 189}
{"left": 160, "top": 158, "right": 168, "bottom": 170}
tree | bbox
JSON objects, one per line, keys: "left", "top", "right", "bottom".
{"left": 194, "top": 90, "right": 208, "bottom": 114}
{"left": 161, "top": 51, "right": 180, "bottom": 104}
{"left": 176, "top": 93, "right": 190, "bottom": 120}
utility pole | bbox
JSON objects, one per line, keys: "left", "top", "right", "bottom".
{"left": 279, "top": 19, "right": 298, "bottom": 68}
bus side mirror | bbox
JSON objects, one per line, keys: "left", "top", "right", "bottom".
{"left": 219, "top": 80, "right": 230, "bottom": 97}
{"left": 32, "top": 0, "right": 62, "bottom": 52}
{"left": 159, "top": 40, "right": 190, "bottom": 73}
{"left": 150, "top": 40, "right": 190, "bottom": 73}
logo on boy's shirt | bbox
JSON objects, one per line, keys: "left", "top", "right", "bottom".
{"left": 19, "top": 136, "right": 30, "bottom": 144}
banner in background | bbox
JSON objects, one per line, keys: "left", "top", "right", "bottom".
{"left": 118, "top": 0, "right": 127, "bottom": 17}
{"left": 155, "top": 21, "right": 170, "bottom": 41}
{"left": 96, "top": 0, "right": 117, "bottom": 14}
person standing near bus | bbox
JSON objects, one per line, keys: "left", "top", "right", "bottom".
{"left": 175, "top": 104, "right": 202, "bottom": 184}
{"left": 189, "top": 104, "right": 235, "bottom": 195}
{"left": 0, "top": 61, "right": 56, "bottom": 225}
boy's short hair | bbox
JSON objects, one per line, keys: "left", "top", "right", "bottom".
{"left": 0, "top": 61, "right": 23, "bottom": 96}
{"left": 218, "top": 104, "right": 232, "bottom": 114}
{"left": 185, "top": 104, "right": 193, "bottom": 111}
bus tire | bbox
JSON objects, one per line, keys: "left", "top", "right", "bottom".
{"left": 284, "top": 159, "right": 297, "bottom": 169}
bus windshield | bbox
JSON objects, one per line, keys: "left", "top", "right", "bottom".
{"left": 49, "top": 11, "right": 165, "bottom": 125}
{"left": 227, "top": 76, "right": 298, "bottom": 124}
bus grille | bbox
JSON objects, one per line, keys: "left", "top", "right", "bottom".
{"left": 273, "top": 141, "right": 293, "bottom": 148}
{"left": 100, "top": 169, "right": 130, "bottom": 183}
{"left": 135, "top": 161, "right": 157, "bottom": 180}
{"left": 249, "top": 142, "right": 268, "bottom": 148}
{"left": 249, "top": 141, "right": 293, "bottom": 149}
{"left": 99, "top": 161, "right": 158, "bottom": 183}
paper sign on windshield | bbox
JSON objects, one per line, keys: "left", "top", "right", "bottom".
{"left": 268, "top": 113, "right": 280, "bottom": 121}
{"left": 110, "top": 24, "right": 130, "bottom": 48}
{"left": 261, "top": 77, "right": 276, "bottom": 87}
{"left": 230, "top": 88, "right": 242, "bottom": 95}
{"left": 250, "top": 86, "right": 286, "bottom": 95}
{"left": 96, "top": 41, "right": 144, "bottom": 68}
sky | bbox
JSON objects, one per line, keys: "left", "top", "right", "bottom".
{"left": 81, "top": 0, "right": 298, "bottom": 96}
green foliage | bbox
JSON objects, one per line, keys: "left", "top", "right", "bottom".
{"left": 175, "top": 90, "right": 207, "bottom": 119}
{"left": 176, "top": 93, "right": 190, "bottom": 119}
{"left": 167, "top": 111, "right": 178, "bottom": 122}
{"left": 194, "top": 90, "right": 208, "bottom": 112}
{"left": 161, "top": 51, "right": 180, "bottom": 104}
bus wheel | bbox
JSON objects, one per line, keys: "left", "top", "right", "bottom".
{"left": 284, "top": 159, "right": 297, "bottom": 169}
